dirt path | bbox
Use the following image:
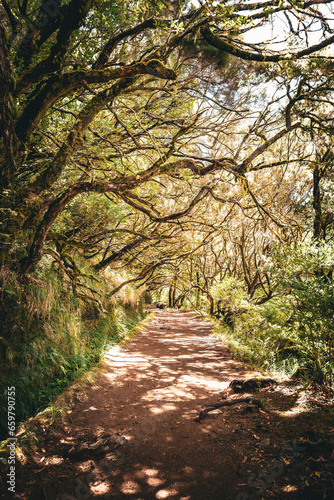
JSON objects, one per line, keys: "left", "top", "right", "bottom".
{"left": 7, "top": 309, "right": 334, "bottom": 499}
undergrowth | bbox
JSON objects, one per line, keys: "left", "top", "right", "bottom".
{"left": 214, "top": 296, "right": 334, "bottom": 385}
{"left": 0, "top": 263, "right": 146, "bottom": 441}
{"left": 212, "top": 243, "right": 334, "bottom": 388}
{"left": 213, "top": 305, "right": 300, "bottom": 380}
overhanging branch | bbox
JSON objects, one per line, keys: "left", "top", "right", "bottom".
{"left": 201, "top": 26, "right": 334, "bottom": 63}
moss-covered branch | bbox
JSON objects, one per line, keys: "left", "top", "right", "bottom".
{"left": 16, "top": 60, "right": 177, "bottom": 143}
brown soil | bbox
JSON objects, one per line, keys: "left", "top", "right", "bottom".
{"left": 2, "top": 309, "right": 334, "bottom": 500}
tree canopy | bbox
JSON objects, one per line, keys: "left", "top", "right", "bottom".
{"left": 1, "top": 0, "right": 333, "bottom": 281}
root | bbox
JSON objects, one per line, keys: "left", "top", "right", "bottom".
{"left": 195, "top": 397, "right": 264, "bottom": 422}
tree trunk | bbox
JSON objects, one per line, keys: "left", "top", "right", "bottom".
{"left": 195, "top": 272, "right": 200, "bottom": 308}
{"left": 168, "top": 284, "right": 173, "bottom": 308}
{"left": 0, "top": 27, "right": 19, "bottom": 192}
{"left": 313, "top": 164, "right": 323, "bottom": 240}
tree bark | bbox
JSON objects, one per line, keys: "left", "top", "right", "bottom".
{"left": 313, "top": 164, "right": 323, "bottom": 240}
{"left": 0, "top": 26, "right": 19, "bottom": 191}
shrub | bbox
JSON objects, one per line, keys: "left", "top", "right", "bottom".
{"left": 271, "top": 241, "right": 334, "bottom": 384}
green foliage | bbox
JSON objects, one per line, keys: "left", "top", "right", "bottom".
{"left": 0, "top": 267, "right": 146, "bottom": 440}
{"left": 1, "top": 0, "right": 334, "bottom": 443}
{"left": 181, "top": 37, "right": 230, "bottom": 70}
{"left": 215, "top": 298, "right": 302, "bottom": 378}
{"left": 271, "top": 241, "right": 334, "bottom": 383}
{"left": 214, "top": 242, "right": 334, "bottom": 387}
{"left": 211, "top": 276, "right": 249, "bottom": 313}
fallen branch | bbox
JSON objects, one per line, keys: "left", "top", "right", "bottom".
{"left": 195, "top": 397, "right": 263, "bottom": 422}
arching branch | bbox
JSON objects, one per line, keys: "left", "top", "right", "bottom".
{"left": 201, "top": 26, "right": 334, "bottom": 63}
{"left": 16, "top": 60, "right": 176, "bottom": 142}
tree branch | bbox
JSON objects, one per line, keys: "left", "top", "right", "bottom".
{"left": 16, "top": 60, "right": 177, "bottom": 142}
{"left": 201, "top": 26, "right": 334, "bottom": 63}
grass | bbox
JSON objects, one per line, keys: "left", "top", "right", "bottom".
{"left": 0, "top": 267, "right": 147, "bottom": 441}
{"left": 0, "top": 311, "right": 153, "bottom": 464}
{"left": 214, "top": 321, "right": 299, "bottom": 380}
{"left": 0, "top": 306, "right": 147, "bottom": 440}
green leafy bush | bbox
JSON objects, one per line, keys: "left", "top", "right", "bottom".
{"left": 215, "top": 242, "right": 334, "bottom": 386}
{"left": 271, "top": 241, "right": 334, "bottom": 384}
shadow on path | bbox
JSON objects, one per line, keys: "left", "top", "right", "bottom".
{"left": 9, "top": 309, "right": 333, "bottom": 500}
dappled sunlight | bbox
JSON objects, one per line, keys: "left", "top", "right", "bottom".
{"left": 71, "top": 309, "right": 249, "bottom": 498}
{"left": 17, "top": 309, "right": 330, "bottom": 500}
{"left": 178, "top": 374, "right": 230, "bottom": 391}
{"left": 8, "top": 0, "right": 334, "bottom": 495}
{"left": 90, "top": 482, "right": 111, "bottom": 495}
{"left": 83, "top": 406, "right": 99, "bottom": 412}
{"left": 95, "top": 457, "right": 221, "bottom": 500}
{"left": 275, "top": 390, "right": 310, "bottom": 417}
{"left": 15, "top": 310, "right": 259, "bottom": 499}
{"left": 147, "top": 476, "right": 165, "bottom": 486}
{"left": 141, "top": 467, "right": 159, "bottom": 476}
{"left": 121, "top": 479, "right": 141, "bottom": 494}
{"left": 105, "top": 352, "right": 153, "bottom": 367}
{"left": 142, "top": 385, "right": 194, "bottom": 402}
{"left": 81, "top": 310, "right": 250, "bottom": 428}
{"left": 57, "top": 310, "right": 251, "bottom": 438}
{"left": 149, "top": 404, "right": 178, "bottom": 414}
{"left": 156, "top": 487, "right": 179, "bottom": 498}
